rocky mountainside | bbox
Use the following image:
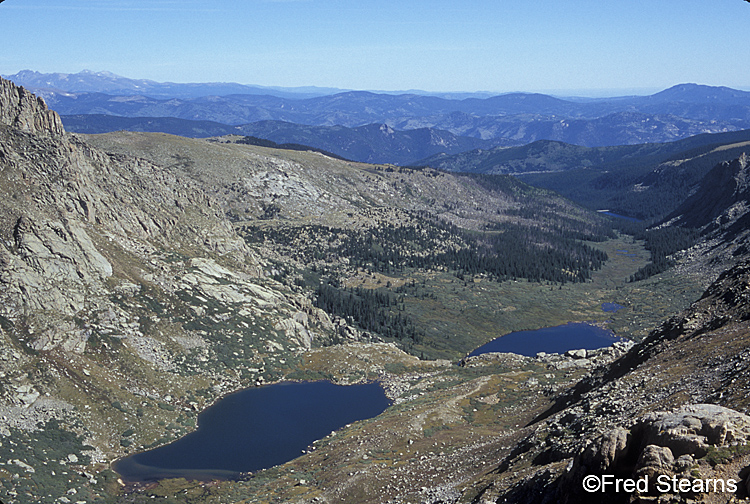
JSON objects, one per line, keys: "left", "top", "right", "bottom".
{"left": 449, "top": 155, "right": 750, "bottom": 502}
{"left": 419, "top": 130, "right": 750, "bottom": 222}
{"left": 666, "top": 153, "right": 750, "bottom": 237}
{"left": 640, "top": 152, "right": 750, "bottom": 279}
{"left": 0, "top": 77, "right": 379, "bottom": 502}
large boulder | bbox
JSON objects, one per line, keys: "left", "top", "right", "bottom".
{"left": 634, "top": 404, "right": 750, "bottom": 458}
{"left": 559, "top": 404, "right": 750, "bottom": 503}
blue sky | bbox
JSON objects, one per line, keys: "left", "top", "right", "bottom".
{"left": 2, "top": 0, "right": 750, "bottom": 95}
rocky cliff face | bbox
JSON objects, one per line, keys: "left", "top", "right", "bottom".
{"left": 0, "top": 77, "right": 65, "bottom": 136}
{"left": 1, "top": 75, "right": 261, "bottom": 353}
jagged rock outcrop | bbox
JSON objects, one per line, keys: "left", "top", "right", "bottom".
{"left": 1, "top": 216, "right": 112, "bottom": 315}
{"left": 0, "top": 77, "right": 65, "bottom": 136}
{"left": 559, "top": 404, "right": 750, "bottom": 503}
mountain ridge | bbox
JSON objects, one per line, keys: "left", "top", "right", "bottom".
{"left": 11, "top": 69, "right": 750, "bottom": 102}
{"left": 46, "top": 97, "right": 747, "bottom": 148}
{"left": 3, "top": 69, "right": 500, "bottom": 101}
{"left": 424, "top": 129, "right": 750, "bottom": 222}
{"left": 3, "top": 69, "right": 347, "bottom": 99}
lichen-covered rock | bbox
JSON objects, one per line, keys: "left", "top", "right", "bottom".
{"left": 274, "top": 318, "right": 313, "bottom": 349}
{"left": 3, "top": 217, "right": 112, "bottom": 316}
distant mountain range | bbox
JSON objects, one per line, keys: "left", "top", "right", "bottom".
{"left": 3, "top": 69, "right": 345, "bottom": 99}
{"left": 3, "top": 70, "right": 497, "bottom": 100}
{"left": 8, "top": 70, "right": 750, "bottom": 156}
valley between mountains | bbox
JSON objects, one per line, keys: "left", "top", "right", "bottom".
{"left": 2, "top": 76, "right": 750, "bottom": 504}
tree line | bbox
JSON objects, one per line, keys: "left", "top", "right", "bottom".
{"left": 313, "top": 283, "right": 425, "bottom": 344}
{"left": 244, "top": 213, "right": 610, "bottom": 285}
{"left": 620, "top": 223, "right": 701, "bottom": 282}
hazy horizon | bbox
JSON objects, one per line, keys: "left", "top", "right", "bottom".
{"left": 2, "top": 1, "right": 750, "bottom": 95}
{"left": 5, "top": 68, "right": 748, "bottom": 101}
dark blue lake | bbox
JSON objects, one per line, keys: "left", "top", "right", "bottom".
{"left": 467, "top": 322, "right": 625, "bottom": 358}
{"left": 113, "top": 381, "right": 391, "bottom": 482}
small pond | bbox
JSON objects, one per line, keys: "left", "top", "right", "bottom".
{"left": 467, "top": 322, "right": 626, "bottom": 358}
{"left": 113, "top": 380, "right": 391, "bottom": 482}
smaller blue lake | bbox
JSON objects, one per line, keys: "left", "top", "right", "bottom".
{"left": 601, "top": 302, "right": 625, "bottom": 313}
{"left": 113, "top": 381, "right": 391, "bottom": 482}
{"left": 467, "top": 322, "right": 625, "bottom": 358}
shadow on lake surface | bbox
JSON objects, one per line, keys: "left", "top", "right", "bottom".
{"left": 114, "top": 380, "right": 391, "bottom": 482}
